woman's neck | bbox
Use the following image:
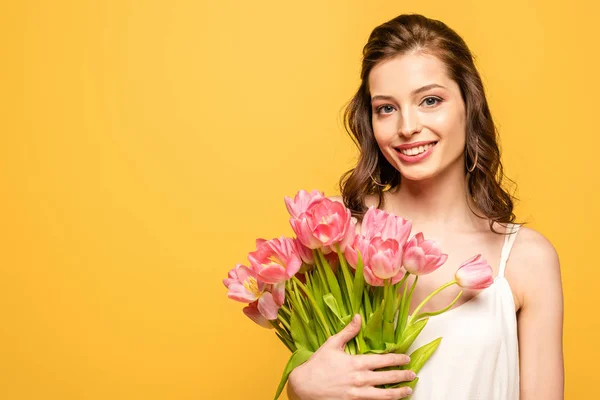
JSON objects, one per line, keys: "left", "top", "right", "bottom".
{"left": 384, "top": 164, "right": 484, "bottom": 233}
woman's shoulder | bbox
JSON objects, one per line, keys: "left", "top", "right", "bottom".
{"left": 508, "top": 224, "right": 562, "bottom": 306}
{"left": 511, "top": 225, "right": 560, "bottom": 272}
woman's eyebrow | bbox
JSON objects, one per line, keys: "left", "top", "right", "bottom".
{"left": 371, "top": 83, "right": 446, "bottom": 102}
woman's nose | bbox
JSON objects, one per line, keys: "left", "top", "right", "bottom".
{"left": 398, "top": 108, "right": 422, "bottom": 138}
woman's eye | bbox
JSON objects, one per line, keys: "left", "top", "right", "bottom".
{"left": 376, "top": 105, "right": 395, "bottom": 114}
{"left": 422, "top": 97, "right": 442, "bottom": 107}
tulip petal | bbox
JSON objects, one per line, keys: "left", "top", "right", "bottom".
{"left": 272, "top": 283, "right": 286, "bottom": 306}
{"left": 285, "top": 256, "right": 302, "bottom": 279}
{"left": 227, "top": 281, "right": 260, "bottom": 302}
{"left": 370, "top": 252, "right": 395, "bottom": 279}
{"left": 403, "top": 247, "right": 425, "bottom": 274}
{"left": 344, "top": 244, "right": 358, "bottom": 269}
{"left": 257, "top": 266, "right": 287, "bottom": 284}
{"left": 258, "top": 292, "right": 280, "bottom": 320}
{"left": 363, "top": 265, "right": 384, "bottom": 286}
{"left": 243, "top": 302, "right": 273, "bottom": 329}
{"left": 455, "top": 254, "right": 493, "bottom": 289}
{"left": 391, "top": 268, "right": 407, "bottom": 284}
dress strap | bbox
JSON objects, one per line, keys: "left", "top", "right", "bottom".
{"left": 498, "top": 223, "right": 521, "bottom": 278}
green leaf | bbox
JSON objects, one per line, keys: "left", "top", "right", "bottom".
{"left": 364, "top": 298, "right": 385, "bottom": 350}
{"left": 275, "top": 331, "right": 295, "bottom": 352}
{"left": 317, "top": 250, "right": 347, "bottom": 315}
{"left": 335, "top": 246, "right": 355, "bottom": 312}
{"left": 383, "top": 281, "right": 396, "bottom": 343}
{"left": 363, "top": 341, "right": 400, "bottom": 354}
{"left": 292, "top": 277, "right": 332, "bottom": 338}
{"left": 404, "top": 337, "right": 442, "bottom": 374}
{"left": 363, "top": 348, "right": 388, "bottom": 354}
{"left": 323, "top": 293, "right": 344, "bottom": 325}
{"left": 273, "top": 348, "right": 314, "bottom": 400}
{"left": 352, "top": 251, "right": 365, "bottom": 315}
{"left": 290, "top": 280, "right": 309, "bottom": 324}
{"left": 337, "top": 270, "right": 353, "bottom": 320}
{"left": 396, "top": 278, "right": 413, "bottom": 341}
{"left": 363, "top": 287, "right": 372, "bottom": 317}
{"left": 290, "top": 309, "right": 313, "bottom": 351}
{"left": 394, "top": 318, "right": 429, "bottom": 354}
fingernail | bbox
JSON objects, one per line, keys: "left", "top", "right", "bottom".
{"left": 409, "top": 372, "right": 416, "bottom": 379}
{"left": 406, "top": 387, "right": 413, "bottom": 394}
{"left": 405, "top": 356, "right": 411, "bottom": 363}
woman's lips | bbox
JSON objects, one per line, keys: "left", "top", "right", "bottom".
{"left": 395, "top": 142, "right": 437, "bottom": 164}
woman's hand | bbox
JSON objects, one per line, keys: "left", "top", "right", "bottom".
{"left": 287, "top": 315, "right": 415, "bottom": 400}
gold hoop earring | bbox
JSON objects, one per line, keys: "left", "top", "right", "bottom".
{"left": 467, "top": 139, "right": 479, "bottom": 173}
{"left": 369, "top": 171, "right": 388, "bottom": 187}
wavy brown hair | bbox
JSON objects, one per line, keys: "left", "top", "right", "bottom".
{"left": 338, "top": 13, "right": 522, "bottom": 234}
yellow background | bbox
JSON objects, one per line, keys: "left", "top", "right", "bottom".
{"left": 1, "top": 1, "right": 596, "bottom": 399}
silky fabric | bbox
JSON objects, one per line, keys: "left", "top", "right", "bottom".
{"left": 406, "top": 223, "right": 521, "bottom": 400}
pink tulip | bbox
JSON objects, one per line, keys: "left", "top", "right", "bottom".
{"left": 344, "top": 207, "right": 411, "bottom": 272}
{"left": 243, "top": 301, "right": 274, "bottom": 329}
{"left": 343, "top": 233, "right": 369, "bottom": 270}
{"left": 224, "top": 264, "right": 285, "bottom": 326}
{"left": 403, "top": 232, "right": 448, "bottom": 275}
{"left": 256, "top": 286, "right": 284, "bottom": 320}
{"left": 361, "top": 206, "right": 412, "bottom": 245}
{"left": 223, "top": 264, "right": 266, "bottom": 303}
{"left": 455, "top": 254, "right": 494, "bottom": 289}
{"left": 284, "top": 189, "right": 325, "bottom": 219}
{"left": 290, "top": 198, "right": 357, "bottom": 253}
{"left": 294, "top": 238, "right": 315, "bottom": 269}
{"left": 362, "top": 236, "right": 406, "bottom": 286}
{"left": 248, "top": 236, "right": 302, "bottom": 284}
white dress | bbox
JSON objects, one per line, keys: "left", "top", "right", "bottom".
{"left": 406, "top": 223, "right": 521, "bottom": 400}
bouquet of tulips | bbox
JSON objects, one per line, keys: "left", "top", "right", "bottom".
{"left": 223, "top": 190, "right": 493, "bottom": 399}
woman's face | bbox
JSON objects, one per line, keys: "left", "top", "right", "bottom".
{"left": 368, "top": 52, "right": 467, "bottom": 182}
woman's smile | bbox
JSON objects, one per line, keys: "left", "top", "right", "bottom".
{"left": 395, "top": 141, "right": 438, "bottom": 163}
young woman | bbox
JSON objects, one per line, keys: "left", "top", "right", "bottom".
{"left": 287, "top": 13, "right": 564, "bottom": 400}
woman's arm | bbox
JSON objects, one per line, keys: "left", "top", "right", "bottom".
{"left": 516, "top": 229, "right": 564, "bottom": 399}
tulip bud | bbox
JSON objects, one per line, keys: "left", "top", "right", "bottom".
{"left": 455, "top": 254, "right": 494, "bottom": 289}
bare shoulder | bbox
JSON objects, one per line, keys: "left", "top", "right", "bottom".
{"left": 512, "top": 226, "right": 561, "bottom": 277}
{"left": 511, "top": 225, "right": 562, "bottom": 308}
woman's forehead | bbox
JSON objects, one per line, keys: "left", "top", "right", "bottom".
{"left": 368, "top": 53, "right": 455, "bottom": 96}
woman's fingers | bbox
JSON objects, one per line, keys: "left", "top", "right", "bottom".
{"left": 350, "top": 386, "right": 414, "bottom": 399}
{"left": 363, "top": 369, "right": 416, "bottom": 386}
{"left": 325, "top": 314, "right": 362, "bottom": 350}
{"left": 355, "top": 352, "right": 411, "bottom": 370}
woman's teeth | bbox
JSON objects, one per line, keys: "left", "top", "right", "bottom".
{"left": 399, "top": 142, "right": 436, "bottom": 156}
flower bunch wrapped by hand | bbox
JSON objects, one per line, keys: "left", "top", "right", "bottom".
{"left": 223, "top": 189, "right": 494, "bottom": 399}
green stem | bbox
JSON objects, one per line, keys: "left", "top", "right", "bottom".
{"left": 408, "top": 275, "right": 418, "bottom": 301}
{"left": 280, "top": 304, "right": 291, "bottom": 317}
{"left": 397, "top": 271, "right": 410, "bottom": 288}
{"left": 407, "top": 280, "right": 457, "bottom": 326}
{"left": 312, "top": 249, "right": 330, "bottom": 294}
{"left": 398, "top": 275, "right": 418, "bottom": 335}
{"left": 291, "top": 279, "right": 310, "bottom": 323}
{"left": 413, "top": 289, "right": 463, "bottom": 321}
{"left": 335, "top": 244, "right": 355, "bottom": 310}
{"left": 270, "top": 320, "right": 293, "bottom": 343}
{"left": 278, "top": 315, "right": 292, "bottom": 332}
{"left": 292, "top": 276, "right": 332, "bottom": 336}
{"left": 383, "top": 278, "right": 395, "bottom": 343}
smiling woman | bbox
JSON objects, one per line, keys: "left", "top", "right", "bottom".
{"left": 287, "top": 13, "right": 564, "bottom": 400}
{"left": 338, "top": 18, "right": 516, "bottom": 236}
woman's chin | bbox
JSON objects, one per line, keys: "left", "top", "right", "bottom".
{"left": 399, "top": 168, "right": 438, "bottom": 182}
